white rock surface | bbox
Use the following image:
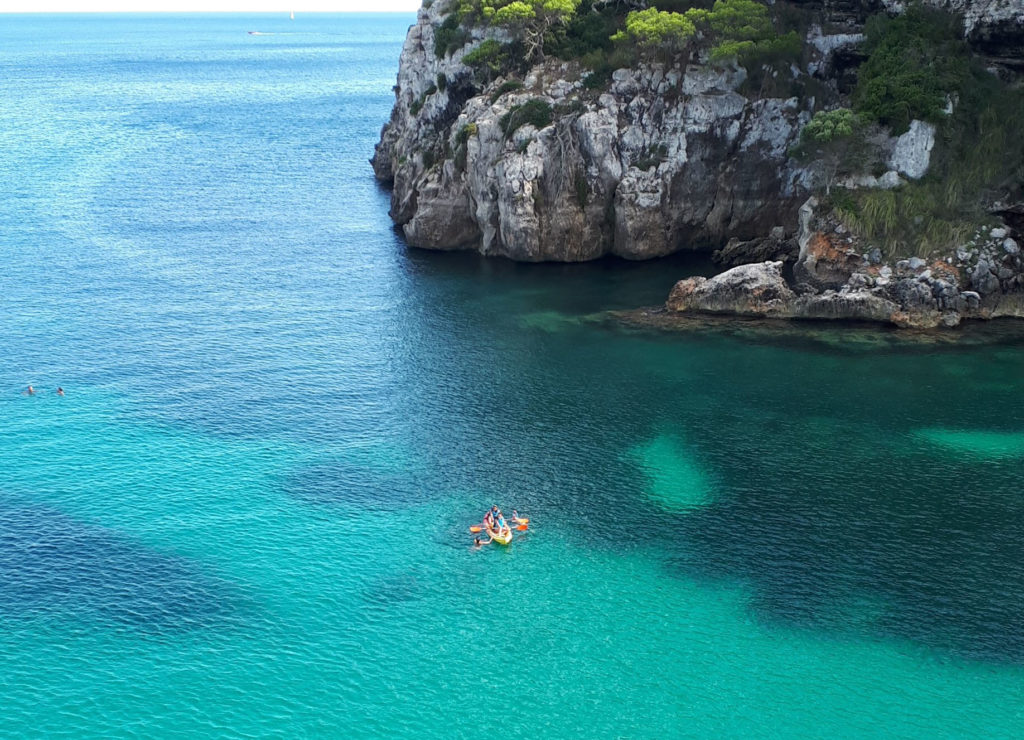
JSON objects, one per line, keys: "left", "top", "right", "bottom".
{"left": 888, "top": 120, "right": 936, "bottom": 180}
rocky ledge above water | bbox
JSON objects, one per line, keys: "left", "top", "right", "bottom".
{"left": 665, "top": 198, "right": 1024, "bottom": 328}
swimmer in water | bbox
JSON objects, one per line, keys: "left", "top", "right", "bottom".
{"left": 56, "top": 387, "right": 64, "bottom": 397}
{"left": 24, "top": 385, "right": 35, "bottom": 396}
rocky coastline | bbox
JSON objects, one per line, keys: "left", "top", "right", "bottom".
{"left": 373, "top": 0, "right": 1024, "bottom": 328}
{"left": 665, "top": 197, "right": 1024, "bottom": 328}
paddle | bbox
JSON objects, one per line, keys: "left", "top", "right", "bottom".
{"left": 470, "top": 523, "right": 528, "bottom": 533}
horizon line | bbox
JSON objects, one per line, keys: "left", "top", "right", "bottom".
{"left": 0, "top": 9, "right": 418, "bottom": 13}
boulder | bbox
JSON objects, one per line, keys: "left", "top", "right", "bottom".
{"left": 971, "top": 261, "right": 1001, "bottom": 294}
{"left": 794, "top": 290, "right": 900, "bottom": 324}
{"left": 667, "top": 261, "right": 795, "bottom": 316}
{"left": 795, "top": 230, "right": 861, "bottom": 288}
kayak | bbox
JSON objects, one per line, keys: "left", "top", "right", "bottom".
{"left": 487, "top": 524, "right": 513, "bottom": 545}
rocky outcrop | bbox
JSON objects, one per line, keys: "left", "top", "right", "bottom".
{"left": 888, "top": 120, "right": 936, "bottom": 180}
{"left": 666, "top": 198, "right": 1024, "bottom": 328}
{"left": 794, "top": 198, "right": 864, "bottom": 289}
{"left": 712, "top": 227, "right": 798, "bottom": 267}
{"left": 375, "top": 1, "right": 1024, "bottom": 263}
{"left": 667, "top": 261, "right": 796, "bottom": 316}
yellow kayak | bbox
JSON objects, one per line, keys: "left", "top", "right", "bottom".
{"left": 487, "top": 524, "right": 513, "bottom": 545}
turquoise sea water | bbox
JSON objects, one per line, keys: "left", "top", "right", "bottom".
{"left": 1, "top": 12, "right": 1023, "bottom": 738}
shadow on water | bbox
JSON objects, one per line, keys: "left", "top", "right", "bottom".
{"left": 401, "top": 246, "right": 720, "bottom": 313}
{"left": 617, "top": 338, "right": 1024, "bottom": 665}
{"left": 659, "top": 450, "right": 1024, "bottom": 664}
{"left": 267, "top": 236, "right": 1024, "bottom": 665}
{"left": 360, "top": 569, "right": 427, "bottom": 616}
{"left": 0, "top": 497, "right": 244, "bottom": 634}
{"left": 387, "top": 254, "right": 1024, "bottom": 664}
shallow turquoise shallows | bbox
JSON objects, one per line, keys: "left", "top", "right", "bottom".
{"left": 1, "top": 13, "right": 1023, "bottom": 739}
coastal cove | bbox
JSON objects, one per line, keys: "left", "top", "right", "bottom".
{"left": 2, "top": 12, "right": 1024, "bottom": 738}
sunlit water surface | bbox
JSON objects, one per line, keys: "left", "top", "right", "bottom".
{"left": 1, "top": 12, "right": 1022, "bottom": 738}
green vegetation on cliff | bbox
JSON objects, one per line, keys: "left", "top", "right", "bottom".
{"left": 822, "top": 4, "right": 1024, "bottom": 257}
{"left": 602, "top": 0, "right": 801, "bottom": 68}
{"left": 793, "top": 108, "right": 869, "bottom": 195}
{"left": 499, "top": 98, "right": 554, "bottom": 136}
{"left": 852, "top": 5, "right": 970, "bottom": 135}
{"left": 441, "top": 0, "right": 800, "bottom": 71}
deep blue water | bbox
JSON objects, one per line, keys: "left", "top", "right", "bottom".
{"left": 1, "top": 12, "right": 1023, "bottom": 738}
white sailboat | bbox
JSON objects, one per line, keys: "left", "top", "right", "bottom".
{"left": 290, "top": 10, "right": 295, "bottom": 20}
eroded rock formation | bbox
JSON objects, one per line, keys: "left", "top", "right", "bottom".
{"left": 372, "top": 1, "right": 854, "bottom": 261}
{"left": 666, "top": 198, "right": 1024, "bottom": 327}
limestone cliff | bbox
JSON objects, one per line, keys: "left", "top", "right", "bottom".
{"left": 373, "top": 0, "right": 832, "bottom": 260}
{"left": 373, "top": 0, "right": 1024, "bottom": 325}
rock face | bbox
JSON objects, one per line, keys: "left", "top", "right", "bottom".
{"left": 712, "top": 227, "right": 798, "bottom": 267}
{"left": 374, "top": 1, "right": 1022, "bottom": 264}
{"left": 888, "top": 120, "right": 936, "bottom": 180}
{"left": 373, "top": 0, "right": 826, "bottom": 261}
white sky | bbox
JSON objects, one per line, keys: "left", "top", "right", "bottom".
{"left": 1, "top": 1, "right": 420, "bottom": 11}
